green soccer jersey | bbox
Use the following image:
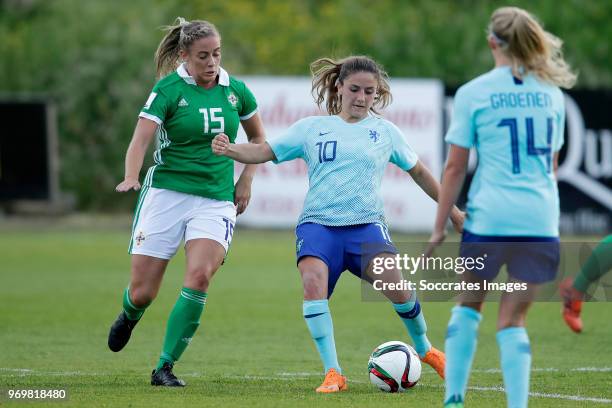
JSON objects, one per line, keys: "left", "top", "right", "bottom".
{"left": 139, "top": 64, "right": 258, "bottom": 201}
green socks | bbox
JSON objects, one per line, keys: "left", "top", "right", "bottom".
{"left": 157, "top": 287, "right": 207, "bottom": 369}
{"left": 122, "top": 287, "right": 150, "bottom": 321}
{"left": 573, "top": 235, "right": 612, "bottom": 293}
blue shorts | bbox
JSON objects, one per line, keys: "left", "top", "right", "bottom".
{"left": 295, "top": 222, "right": 398, "bottom": 298}
{"left": 459, "top": 230, "right": 560, "bottom": 284}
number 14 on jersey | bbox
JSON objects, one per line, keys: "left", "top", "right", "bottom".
{"left": 497, "top": 116, "right": 553, "bottom": 174}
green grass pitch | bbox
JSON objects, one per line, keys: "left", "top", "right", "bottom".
{"left": 1, "top": 226, "right": 611, "bottom": 407}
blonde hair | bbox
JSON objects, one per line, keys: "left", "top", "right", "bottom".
{"left": 154, "top": 17, "right": 220, "bottom": 78}
{"left": 310, "top": 56, "right": 392, "bottom": 115}
{"left": 489, "top": 7, "right": 576, "bottom": 88}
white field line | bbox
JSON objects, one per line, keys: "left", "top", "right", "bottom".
{"left": 463, "top": 386, "right": 611, "bottom": 404}
{"left": 1, "top": 367, "right": 611, "bottom": 404}
{"left": 277, "top": 366, "right": 612, "bottom": 375}
{"left": 472, "top": 367, "right": 612, "bottom": 374}
{"left": 232, "top": 376, "right": 612, "bottom": 404}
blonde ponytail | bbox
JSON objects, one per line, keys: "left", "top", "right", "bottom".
{"left": 489, "top": 7, "right": 577, "bottom": 88}
{"left": 154, "top": 17, "right": 220, "bottom": 79}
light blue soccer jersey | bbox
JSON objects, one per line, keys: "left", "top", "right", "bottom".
{"left": 268, "top": 115, "right": 418, "bottom": 226}
{"left": 446, "top": 66, "right": 565, "bottom": 237}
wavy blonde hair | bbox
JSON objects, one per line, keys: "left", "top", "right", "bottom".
{"left": 310, "top": 55, "right": 392, "bottom": 115}
{"left": 489, "top": 7, "right": 576, "bottom": 88}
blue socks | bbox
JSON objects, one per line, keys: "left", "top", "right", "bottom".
{"left": 303, "top": 299, "right": 340, "bottom": 373}
{"left": 497, "top": 327, "right": 531, "bottom": 408}
{"left": 444, "top": 305, "right": 482, "bottom": 405}
{"left": 392, "top": 299, "right": 432, "bottom": 357}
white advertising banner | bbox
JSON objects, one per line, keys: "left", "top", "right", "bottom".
{"left": 235, "top": 77, "right": 444, "bottom": 231}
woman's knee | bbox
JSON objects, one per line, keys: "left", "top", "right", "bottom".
{"left": 303, "top": 280, "right": 327, "bottom": 299}
{"left": 299, "top": 261, "right": 328, "bottom": 299}
{"left": 129, "top": 256, "right": 167, "bottom": 305}
{"left": 186, "top": 261, "right": 220, "bottom": 291}
{"left": 128, "top": 283, "right": 156, "bottom": 306}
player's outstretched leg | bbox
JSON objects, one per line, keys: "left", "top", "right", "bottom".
{"left": 443, "top": 305, "right": 481, "bottom": 407}
{"left": 560, "top": 235, "right": 612, "bottom": 333}
{"left": 303, "top": 299, "right": 347, "bottom": 393}
{"left": 393, "top": 298, "right": 445, "bottom": 379}
{"left": 108, "top": 287, "right": 150, "bottom": 352}
{"left": 151, "top": 287, "right": 207, "bottom": 387}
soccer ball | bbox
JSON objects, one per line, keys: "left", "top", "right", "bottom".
{"left": 368, "top": 341, "right": 421, "bottom": 392}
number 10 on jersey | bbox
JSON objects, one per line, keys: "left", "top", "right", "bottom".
{"left": 315, "top": 141, "right": 337, "bottom": 163}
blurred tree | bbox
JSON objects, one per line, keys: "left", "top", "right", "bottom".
{"left": 0, "top": 0, "right": 609, "bottom": 209}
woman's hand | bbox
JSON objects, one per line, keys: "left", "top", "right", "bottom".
{"left": 212, "top": 133, "right": 231, "bottom": 156}
{"left": 425, "top": 228, "right": 447, "bottom": 258}
{"left": 116, "top": 177, "right": 141, "bottom": 192}
{"left": 450, "top": 209, "right": 466, "bottom": 233}
{"left": 234, "top": 174, "right": 252, "bottom": 215}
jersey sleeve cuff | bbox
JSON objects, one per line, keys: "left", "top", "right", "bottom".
{"left": 446, "top": 139, "right": 473, "bottom": 149}
{"left": 239, "top": 108, "right": 258, "bottom": 121}
{"left": 139, "top": 112, "right": 163, "bottom": 125}
{"left": 266, "top": 141, "right": 282, "bottom": 164}
{"left": 404, "top": 160, "right": 418, "bottom": 171}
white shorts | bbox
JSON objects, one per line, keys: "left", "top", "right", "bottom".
{"left": 129, "top": 187, "right": 236, "bottom": 259}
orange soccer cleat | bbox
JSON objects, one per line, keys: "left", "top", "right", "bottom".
{"left": 559, "top": 277, "right": 584, "bottom": 333}
{"left": 315, "top": 368, "right": 348, "bottom": 393}
{"left": 421, "top": 346, "right": 446, "bottom": 379}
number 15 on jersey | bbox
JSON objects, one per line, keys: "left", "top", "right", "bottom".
{"left": 199, "top": 108, "right": 225, "bottom": 134}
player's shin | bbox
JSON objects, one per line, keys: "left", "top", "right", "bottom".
{"left": 157, "top": 287, "right": 207, "bottom": 369}
{"left": 107, "top": 287, "right": 150, "bottom": 352}
{"left": 497, "top": 327, "right": 531, "bottom": 408}
{"left": 444, "top": 305, "right": 481, "bottom": 404}
{"left": 392, "top": 298, "right": 431, "bottom": 357}
{"left": 303, "top": 299, "right": 341, "bottom": 373}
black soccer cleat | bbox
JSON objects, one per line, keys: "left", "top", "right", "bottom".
{"left": 151, "top": 363, "right": 186, "bottom": 387}
{"left": 107, "top": 311, "right": 139, "bottom": 352}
